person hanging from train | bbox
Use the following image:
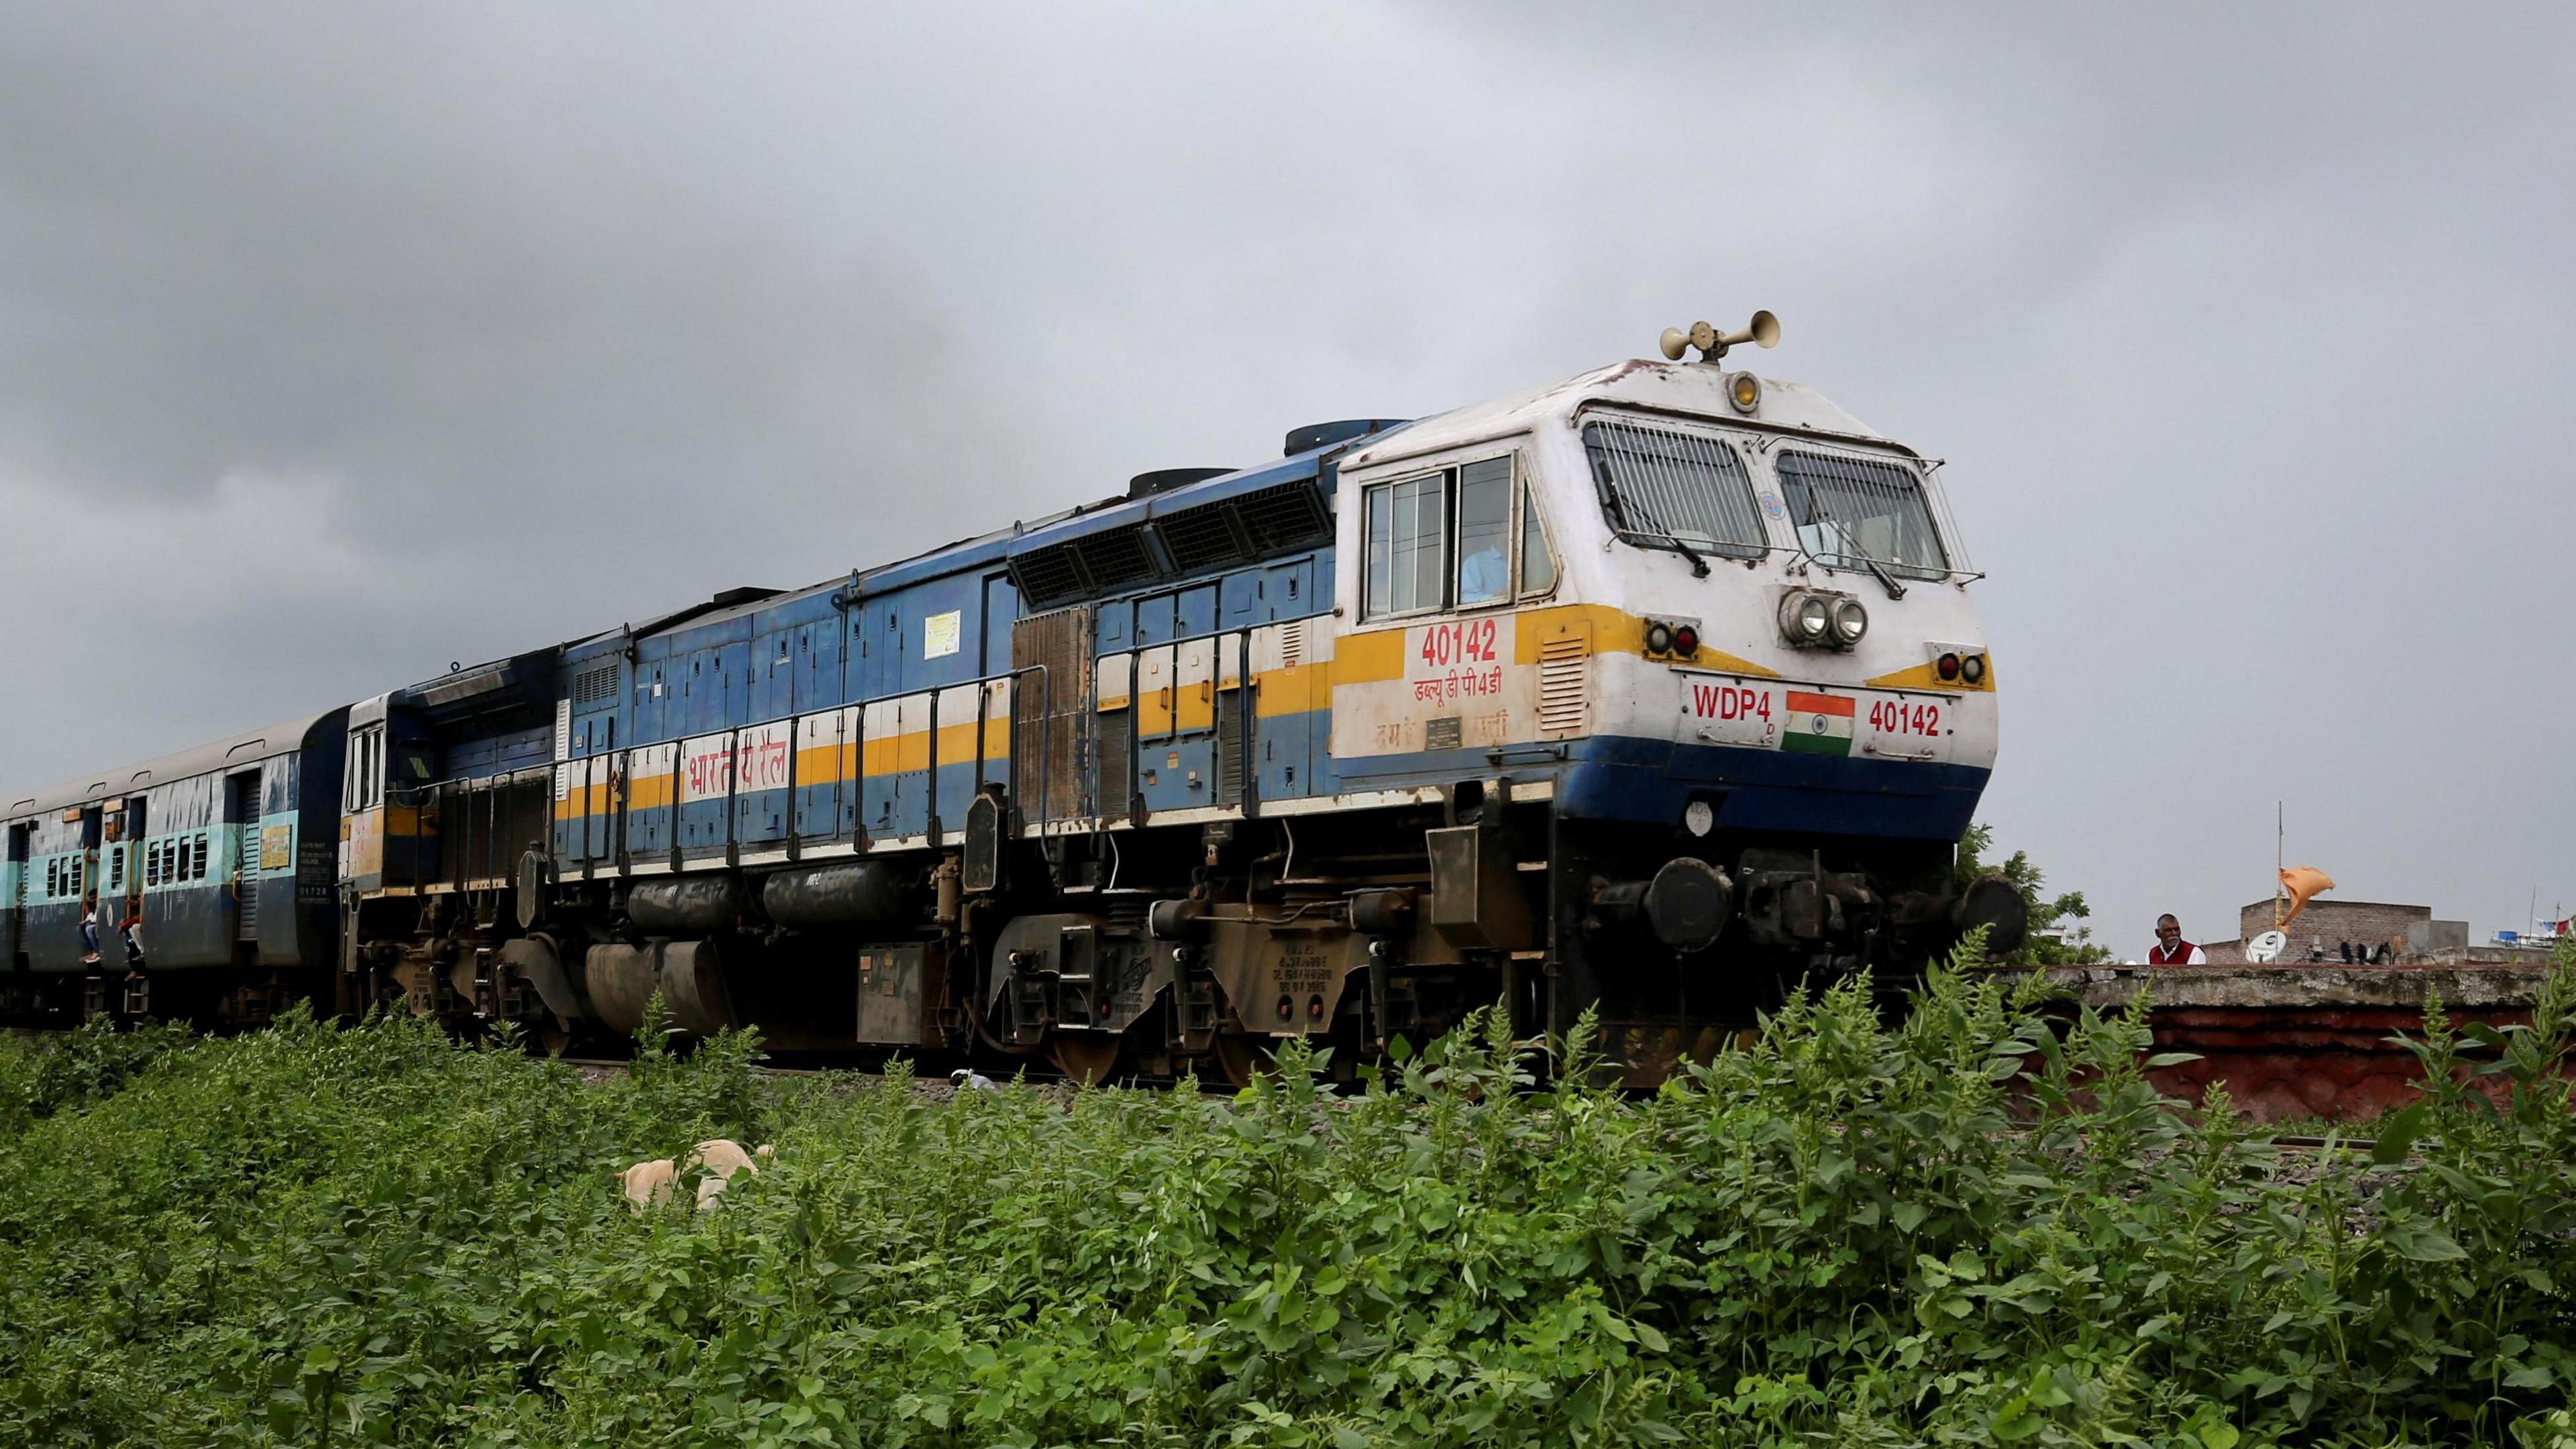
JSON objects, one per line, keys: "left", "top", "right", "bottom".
{"left": 78, "top": 894, "right": 102, "bottom": 966}
{"left": 2147, "top": 913, "right": 2206, "bottom": 965}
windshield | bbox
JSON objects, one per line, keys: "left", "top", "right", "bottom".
{"left": 1774, "top": 450, "right": 1949, "bottom": 579}
{"left": 1580, "top": 421, "right": 1768, "bottom": 560}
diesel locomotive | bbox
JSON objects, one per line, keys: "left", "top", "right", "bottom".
{"left": 1, "top": 317, "right": 2023, "bottom": 1082}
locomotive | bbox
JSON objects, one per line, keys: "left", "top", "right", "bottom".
{"left": 1, "top": 317, "right": 2023, "bottom": 1082}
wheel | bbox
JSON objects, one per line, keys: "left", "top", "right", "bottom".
{"left": 1211, "top": 1034, "right": 1275, "bottom": 1088}
{"left": 1047, "top": 1033, "right": 1122, "bottom": 1087}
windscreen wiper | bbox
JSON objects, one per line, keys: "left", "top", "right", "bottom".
{"left": 1860, "top": 554, "right": 1907, "bottom": 601}
{"left": 1613, "top": 488, "right": 1711, "bottom": 577}
{"left": 1806, "top": 491, "right": 1904, "bottom": 600}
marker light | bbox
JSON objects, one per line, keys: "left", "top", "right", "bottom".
{"left": 1961, "top": 653, "right": 1987, "bottom": 684}
{"left": 1936, "top": 652, "right": 1962, "bottom": 682}
{"left": 1831, "top": 598, "right": 1868, "bottom": 645}
{"left": 1727, "top": 371, "right": 1762, "bottom": 414}
{"left": 1672, "top": 624, "right": 1699, "bottom": 655}
{"left": 1644, "top": 621, "right": 1674, "bottom": 654}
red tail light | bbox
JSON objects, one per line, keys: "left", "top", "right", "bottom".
{"left": 1936, "top": 652, "right": 1962, "bottom": 681}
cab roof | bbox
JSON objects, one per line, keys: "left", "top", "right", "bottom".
{"left": 1340, "top": 357, "right": 1898, "bottom": 472}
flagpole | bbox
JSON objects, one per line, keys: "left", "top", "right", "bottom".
{"left": 2274, "top": 801, "right": 2285, "bottom": 931}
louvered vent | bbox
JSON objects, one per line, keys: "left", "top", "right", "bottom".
{"left": 1153, "top": 500, "right": 1246, "bottom": 573}
{"left": 1095, "top": 707, "right": 1132, "bottom": 814}
{"left": 1233, "top": 481, "right": 1332, "bottom": 552}
{"left": 1215, "top": 697, "right": 1244, "bottom": 806}
{"left": 572, "top": 661, "right": 621, "bottom": 709}
{"left": 1279, "top": 619, "right": 1307, "bottom": 669}
{"left": 1012, "top": 545, "right": 1087, "bottom": 608}
{"left": 1538, "top": 627, "right": 1590, "bottom": 736}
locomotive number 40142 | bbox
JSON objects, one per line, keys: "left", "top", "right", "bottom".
{"left": 1417, "top": 618, "right": 1499, "bottom": 668}
{"left": 1868, "top": 699, "right": 1943, "bottom": 738}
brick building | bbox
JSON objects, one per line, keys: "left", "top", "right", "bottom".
{"left": 2202, "top": 899, "right": 2459, "bottom": 965}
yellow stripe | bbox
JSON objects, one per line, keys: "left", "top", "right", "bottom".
{"left": 1252, "top": 663, "right": 1325, "bottom": 718}
{"left": 795, "top": 743, "right": 859, "bottom": 786}
{"left": 1515, "top": 602, "right": 1778, "bottom": 678}
{"left": 1332, "top": 628, "right": 1407, "bottom": 684}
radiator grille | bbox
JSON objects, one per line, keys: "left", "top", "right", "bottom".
{"left": 572, "top": 661, "right": 621, "bottom": 708}
{"left": 1233, "top": 481, "right": 1332, "bottom": 552}
{"left": 1011, "top": 545, "right": 1087, "bottom": 608}
{"left": 1153, "top": 500, "right": 1245, "bottom": 573}
{"left": 1073, "top": 526, "right": 1159, "bottom": 590}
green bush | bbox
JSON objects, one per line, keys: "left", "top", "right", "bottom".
{"left": 0, "top": 947, "right": 2570, "bottom": 1448}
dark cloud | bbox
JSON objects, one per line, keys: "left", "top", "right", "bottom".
{"left": 3, "top": 3, "right": 2569, "bottom": 945}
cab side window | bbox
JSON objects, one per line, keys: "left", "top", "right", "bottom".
{"left": 346, "top": 727, "right": 384, "bottom": 812}
{"left": 1517, "top": 480, "right": 1557, "bottom": 598}
{"left": 1362, "top": 455, "right": 1554, "bottom": 621}
{"left": 1453, "top": 459, "right": 1513, "bottom": 608}
{"left": 1364, "top": 474, "right": 1448, "bottom": 619}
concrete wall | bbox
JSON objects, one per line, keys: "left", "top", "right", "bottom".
{"left": 2037, "top": 963, "right": 2555, "bottom": 1122}
{"left": 2235, "top": 898, "right": 2432, "bottom": 963}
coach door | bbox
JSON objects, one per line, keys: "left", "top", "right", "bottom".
{"left": 3, "top": 822, "right": 28, "bottom": 967}
{"left": 227, "top": 771, "right": 261, "bottom": 942}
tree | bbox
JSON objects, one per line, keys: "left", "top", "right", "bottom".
{"left": 1955, "top": 823, "right": 2116, "bottom": 965}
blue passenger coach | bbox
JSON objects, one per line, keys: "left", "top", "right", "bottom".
{"left": 3, "top": 712, "right": 346, "bottom": 1019}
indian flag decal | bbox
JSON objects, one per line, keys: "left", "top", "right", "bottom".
{"left": 1781, "top": 690, "right": 1856, "bottom": 756}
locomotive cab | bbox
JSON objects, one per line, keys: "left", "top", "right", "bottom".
{"left": 1329, "top": 333, "right": 2008, "bottom": 1045}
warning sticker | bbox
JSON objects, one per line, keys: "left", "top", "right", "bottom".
{"left": 923, "top": 609, "right": 962, "bottom": 660}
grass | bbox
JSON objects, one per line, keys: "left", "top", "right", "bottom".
{"left": 0, "top": 945, "right": 2571, "bottom": 1448}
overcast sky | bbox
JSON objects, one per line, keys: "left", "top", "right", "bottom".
{"left": 3, "top": 3, "right": 2570, "bottom": 953}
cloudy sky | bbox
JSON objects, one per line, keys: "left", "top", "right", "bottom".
{"left": 4, "top": 3, "right": 2570, "bottom": 951}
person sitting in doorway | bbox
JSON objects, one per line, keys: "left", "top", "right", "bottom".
{"left": 2147, "top": 914, "right": 2207, "bottom": 965}
{"left": 78, "top": 894, "right": 102, "bottom": 966}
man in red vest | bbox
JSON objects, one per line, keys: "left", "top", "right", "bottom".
{"left": 2148, "top": 914, "right": 2206, "bottom": 965}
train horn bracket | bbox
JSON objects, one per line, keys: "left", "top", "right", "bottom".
{"left": 1659, "top": 310, "right": 1780, "bottom": 364}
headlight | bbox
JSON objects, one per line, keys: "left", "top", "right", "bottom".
{"left": 1780, "top": 592, "right": 1831, "bottom": 644}
{"left": 1961, "top": 653, "right": 1987, "bottom": 684}
{"left": 1831, "top": 598, "right": 1868, "bottom": 645}
{"left": 1726, "top": 371, "right": 1762, "bottom": 414}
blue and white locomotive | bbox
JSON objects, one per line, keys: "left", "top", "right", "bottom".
{"left": 2, "top": 318, "right": 2022, "bottom": 1079}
